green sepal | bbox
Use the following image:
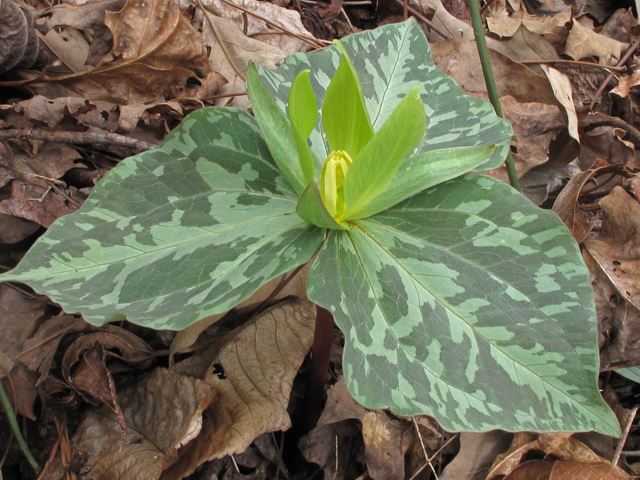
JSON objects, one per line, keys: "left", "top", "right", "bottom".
{"left": 288, "top": 70, "right": 318, "bottom": 185}
{"left": 343, "top": 86, "right": 426, "bottom": 220}
{"left": 246, "top": 62, "right": 306, "bottom": 194}
{"left": 297, "top": 178, "right": 350, "bottom": 230}
{"left": 355, "top": 144, "right": 498, "bottom": 219}
{"left": 322, "top": 41, "right": 374, "bottom": 157}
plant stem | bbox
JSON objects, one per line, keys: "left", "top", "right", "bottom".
{"left": 300, "top": 306, "right": 334, "bottom": 435}
{"left": 467, "top": 0, "right": 521, "bottom": 192}
{"left": 0, "top": 381, "right": 42, "bottom": 475}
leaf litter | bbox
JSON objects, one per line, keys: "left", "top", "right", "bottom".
{"left": 5, "top": 0, "right": 640, "bottom": 478}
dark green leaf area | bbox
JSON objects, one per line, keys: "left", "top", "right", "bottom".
{"left": 307, "top": 174, "right": 619, "bottom": 435}
{"left": 256, "top": 19, "right": 511, "bottom": 173}
{"left": 1, "top": 108, "right": 323, "bottom": 330}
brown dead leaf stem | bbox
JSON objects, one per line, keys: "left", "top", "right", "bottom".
{"left": 0, "top": 129, "right": 157, "bottom": 154}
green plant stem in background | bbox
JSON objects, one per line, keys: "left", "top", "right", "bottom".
{"left": 467, "top": 0, "right": 521, "bottom": 192}
{"left": 0, "top": 381, "right": 41, "bottom": 475}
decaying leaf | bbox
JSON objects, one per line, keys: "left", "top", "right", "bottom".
{"left": 70, "top": 298, "right": 315, "bottom": 480}
{"left": 164, "top": 298, "right": 315, "bottom": 479}
{"left": 487, "top": 432, "right": 613, "bottom": 479}
{"left": 564, "top": 19, "right": 629, "bottom": 64}
{"left": 586, "top": 187, "right": 640, "bottom": 310}
{"left": 301, "top": 377, "right": 440, "bottom": 480}
{"left": 504, "top": 459, "right": 629, "bottom": 479}
{"left": 552, "top": 159, "right": 619, "bottom": 244}
{"left": 44, "top": 0, "right": 211, "bottom": 103}
{"left": 487, "top": 8, "right": 571, "bottom": 38}
{"left": 0, "top": 0, "right": 41, "bottom": 74}
{"left": 0, "top": 285, "right": 47, "bottom": 419}
{"left": 440, "top": 431, "right": 513, "bottom": 480}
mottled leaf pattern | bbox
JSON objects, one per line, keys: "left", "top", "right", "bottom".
{"left": 255, "top": 19, "right": 511, "bottom": 176}
{"left": 2, "top": 108, "right": 323, "bottom": 329}
{"left": 307, "top": 174, "right": 619, "bottom": 435}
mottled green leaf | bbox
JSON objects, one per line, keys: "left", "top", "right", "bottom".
{"left": 307, "top": 174, "right": 619, "bottom": 435}
{"left": 297, "top": 178, "right": 349, "bottom": 230}
{"left": 1, "top": 108, "right": 324, "bottom": 329}
{"left": 254, "top": 18, "right": 511, "bottom": 178}
{"left": 288, "top": 70, "right": 318, "bottom": 185}
{"left": 322, "top": 41, "right": 374, "bottom": 157}
{"left": 343, "top": 85, "right": 426, "bottom": 220}
{"left": 246, "top": 63, "right": 306, "bottom": 194}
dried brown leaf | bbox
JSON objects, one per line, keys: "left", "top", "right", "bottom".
{"left": 163, "top": 298, "right": 316, "bottom": 479}
{"left": 72, "top": 368, "right": 214, "bottom": 480}
{"left": 0, "top": 0, "right": 40, "bottom": 74}
{"left": 505, "top": 459, "right": 629, "bottom": 480}
{"left": 552, "top": 159, "right": 620, "bottom": 243}
{"left": 441, "top": 431, "right": 513, "bottom": 480}
{"left": 565, "top": 19, "right": 629, "bottom": 64}
{"left": 431, "top": 39, "right": 557, "bottom": 105}
{"left": 50, "top": 0, "right": 210, "bottom": 103}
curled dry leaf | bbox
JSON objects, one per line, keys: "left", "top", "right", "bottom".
{"left": 61, "top": 324, "right": 154, "bottom": 426}
{"left": 431, "top": 39, "right": 557, "bottom": 105}
{"left": 45, "top": 0, "right": 211, "bottom": 104}
{"left": 504, "top": 459, "right": 629, "bottom": 480}
{"left": 0, "top": 285, "right": 47, "bottom": 419}
{"left": 585, "top": 187, "right": 640, "bottom": 310}
{"left": 440, "top": 431, "right": 513, "bottom": 480}
{"left": 552, "top": 159, "right": 621, "bottom": 244}
{"left": 163, "top": 298, "right": 316, "bottom": 479}
{"left": 487, "top": 432, "right": 606, "bottom": 479}
{"left": 487, "top": 8, "right": 571, "bottom": 39}
{"left": 0, "top": 0, "right": 41, "bottom": 74}
{"left": 540, "top": 65, "right": 579, "bottom": 143}
{"left": 72, "top": 368, "right": 214, "bottom": 480}
{"left": 586, "top": 249, "right": 640, "bottom": 370}
{"left": 564, "top": 19, "right": 629, "bottom": 64}
{"left": 71, "top": 298, "right": 315, "bottom": 480}
{"left": 301, "top": 377, "right": 439, "bottom": 480}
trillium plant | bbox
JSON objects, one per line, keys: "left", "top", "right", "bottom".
{"left": 1, "top": 20, "right": 619, "bottom": 435}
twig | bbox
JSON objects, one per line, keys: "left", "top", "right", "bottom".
{"left": 215, "top": 0, "right": 328, "bottom": 48}
{"left": 614, "top": 406, "right": 638, "bottom": 466}
{"left": 467, "top": 0, "right": 520, "bottom": 191}
{"left": 520, "top": 59, "right": 627, "bottom": 73}
{"left": 0, "top": 381, "right": 42, "bottom": 475}
{"left": 0, "top": 129, "right": 156, "bottom": 154}
{"left": 409, "top": 433, "right": 458, "bottom": 480}
{"left": 590, "top": 34, "right": 640, "bottom": 111}
{"left": 412, "top": 417, "right": 439, "bottom": 479}
{"left": 391, "top": 0, "right": 451, "bottom": 40}
{"left": 198, "top": 0, "right": 247, "bottom": 81}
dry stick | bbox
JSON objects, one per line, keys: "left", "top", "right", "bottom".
{"left": 0, "top": 129, "right": 157, "bottom": 154}
{"left": 215, "top": 0, "right": 328, "bottom": 49}
{"left": 391, "top": 0, "right": 451, "bottom": 40}
{"left": 408, "top": 433, "right": 459, "bottom": 480}
{"left": 590, "top": 34, "right": 640, "bottom": 111}
{"left": 613, "top": 406, "right": 638, "bottom": 466}
{"left": 198, "top": 0, "right": 247, "bottom": 82}
{"left": 412, "top": 417, "right": 439, "bottom": 480}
